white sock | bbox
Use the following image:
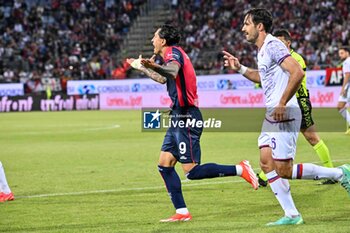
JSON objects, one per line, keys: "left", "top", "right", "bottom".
{"left": 235, "top": 165, "right": 243, "bottom": 176}
{"left": 0, "top": 162, "right": 11, "bottom": 193}
{"left": 339, "top": 108, "right": 350, "bottom": 125}
{"left": 292, "top": 163, "right": 343, "bottom": 181}
{"left": 176, "top": 207, "right": 189, "bottom": 215}
{"left": 266, "top": 170, "right": 299, "bottom": 218}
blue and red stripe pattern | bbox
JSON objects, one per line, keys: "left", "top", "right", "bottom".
{"left": 296, "top": 163, "right": 303, "bottom": 179}
{"left": 268, "top": 175, "right": 280, "bottom": 183}
{"left": 163, "top": 46, "right": 198, "bottom": 108}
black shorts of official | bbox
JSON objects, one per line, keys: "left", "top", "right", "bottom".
{"left": 297, "top": 96, "right": 314, "bottom": 130}
{"left": 161, "top": 107, "right": 203, "bottom": 164}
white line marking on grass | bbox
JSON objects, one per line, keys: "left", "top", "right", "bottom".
{"left": 18, "top": 180, "right": 241, "bottom": 199}
{"left": 83, "top": 124, "right": 120, "bottom": 131}
{"left": 8, "top": 124, "right": 121, "bottom": 135}
{"left": 16, "top": 158, "right": 350, "bottom": 200}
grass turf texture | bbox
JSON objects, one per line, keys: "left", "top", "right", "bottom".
{"left": 0, "top": 109, "right": 349, "bottom": 233}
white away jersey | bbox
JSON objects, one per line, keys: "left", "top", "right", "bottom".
{"left": 343, "top": 57, "right": 350, "bottom": 74}
{"left": 257, "top": 34, "right": 299, "bottom": 109}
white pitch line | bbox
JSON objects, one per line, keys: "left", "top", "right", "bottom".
{"left": 16, "top": 158, "right": 350, "bottom": 199}
{"left": 17, "top": 180, "right": 241, "bottom": 199}
{"left": 5, "top": 124, "right": 121, "bottom": 135}
{"left": 83, "top": 124, "right": 120, "bottom": 131}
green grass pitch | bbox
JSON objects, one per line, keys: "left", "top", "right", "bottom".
{"left": 0, "top": 109, "right": 349, "bottom": 232}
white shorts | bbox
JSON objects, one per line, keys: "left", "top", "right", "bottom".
{"left": 258, "top": 110, "right": 301, "bottom": 160}
{"left": 338, "top": 83, "right": 350, "bottom": 103}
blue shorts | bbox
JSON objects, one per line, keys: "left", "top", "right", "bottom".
{"left": 161, "top": 107, "right": 203, "bottom": 164}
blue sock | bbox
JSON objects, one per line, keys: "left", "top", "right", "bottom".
{"left": 186, "top": 163, "right": 237, "bottom": 180}
{"left": 158, "top": 165, "right": 186, "bottom": 209}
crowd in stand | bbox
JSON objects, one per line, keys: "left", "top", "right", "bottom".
{"left": 171, "top": 0, "right": 350, "bottom": 74}
{"left": 0, "top": 0, "right": 144, "bottom": 91}
{"left": 0, "top": 0, "right": 349, "bottom": 87}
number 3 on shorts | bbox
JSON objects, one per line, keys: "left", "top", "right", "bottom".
{"left": 179, "top": 142, "right": 186, "bottom": 154}
{"left": 271, "top": 137, "right": 276, "bottom": 150}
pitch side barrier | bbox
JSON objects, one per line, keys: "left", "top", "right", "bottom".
{"left": 0, "top": 94, "right": 99, "bottom": 112}
{"left": 67, "top": 70, "right": 330, "bottom": 95}
{"left": 0, "top": 68, "right": 342, "bottom": 112}
{"left": 65, "top": 69, "right": 340, "bottom": 110}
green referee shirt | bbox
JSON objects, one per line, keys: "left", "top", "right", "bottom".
{"left": 290, "top": 49, "right": 308, "bottom": 98}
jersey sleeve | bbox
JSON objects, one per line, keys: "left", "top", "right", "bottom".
{"left": 164, "top": 48, "right": 183, "bottom": 67}
{"left": 266, "top": 40, "right": 290, "bottom": 65}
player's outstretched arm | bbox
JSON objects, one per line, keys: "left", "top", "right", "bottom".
{"left": 222, "top": 50, "right": 260, "bottom": 83}
{"left": 141, "top": 58, "right": 179, "bottom": 80}
{"left": 126, "top": 55, "right": 167, "bottom": 84}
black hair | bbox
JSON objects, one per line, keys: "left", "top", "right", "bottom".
{"left": 244, "top": 8, "right": 273, "bottom": 33}
{"left": 339, "top": 46, "right": 350, "bottom": 53}
{"left": 158, "top": 24, "right": 181, "bottom": 46}
{"left": 273, "top": 29, "right": 292, "bottom": 41}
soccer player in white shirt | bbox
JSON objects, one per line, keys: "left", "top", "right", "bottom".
{"left": 337, "top": 46, "right": 350, "bottom": 134}
{"left": 223, "top": 8, "right": 350, "bottom": 226}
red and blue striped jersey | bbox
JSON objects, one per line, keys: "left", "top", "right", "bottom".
{"left": 163, "top": 46, "right": 198, "bottom": 108}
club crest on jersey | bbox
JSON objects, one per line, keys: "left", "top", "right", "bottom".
{"left": 167, "top": 53, "right": 180, "bottom": 59}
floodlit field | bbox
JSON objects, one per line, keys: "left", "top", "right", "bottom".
{"left": 0, "top": 109, "right": 349, "bottom": 233}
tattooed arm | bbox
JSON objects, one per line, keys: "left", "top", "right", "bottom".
{"left": 126, "top": 56, "right": 179, "bottom": 84}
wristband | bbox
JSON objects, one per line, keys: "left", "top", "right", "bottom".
{"left": 238, "top": 65, "right": 247, "bottom": 75}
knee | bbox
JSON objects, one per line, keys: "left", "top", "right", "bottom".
{"left": 186, "top": 165, "right": 200, "bottom": 180}
{"left": 260, "top": 160, "right": 270, "bottom": 172}
{"left": 260, "top": 158, "right": 274, "bottom": 173}
{"left": 275, "top": 167, "right": 292, "bottom": 179}
{"left": 158, "top": 151, "right": 177, "bottom": 167}
{"left": 338, "top": 105, "right": 345, "bottom": 111}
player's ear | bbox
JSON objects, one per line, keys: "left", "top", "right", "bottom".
{"left": 161, "top": 38, "right": 167, "bottom": 47}
{"left": 257, "top": 23, "right": 264, "bottom": 32}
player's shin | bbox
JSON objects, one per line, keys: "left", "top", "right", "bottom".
{"left": 158, "top": 165, "right": 187, "bottom": 211}
{"left": 313, "top": 140, "right": 333, "bottom": 168}
{"left": 266, "top": 170, "right": 300, "bottom": 218}
{"left": 292, "top": 163, "right": 343, "bottom": 180}
{"left": 0, "top": 162, "right": 11, "bottom": 194}
{"left": 186, "top": 163, "right": 237, "bottom": 180}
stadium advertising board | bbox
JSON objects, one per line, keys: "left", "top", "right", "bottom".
{"left": 99, "top": 86, "right": 341, "bottom": 110}
{"left": 67, "top": 70, "right": 326, "bottom": 96}
{"left": 0, "top": 83, "right": 24, "bottom": 96}
{"left": 67, "top": 75, "right": 258, "bottom": 95}
{"left": 67, "top": 79, "right": 166, "bottom": 95}
{"left": 305, "top": 70, "right": 327, "bottom": 87}
{"left": 324, "top": 67, "right": 343, "bottom": 86}
{"left": 0, "top": 94, "right": 99, "bottom": 112}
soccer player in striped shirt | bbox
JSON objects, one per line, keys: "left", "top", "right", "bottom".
{"left": 127, "top": 24, "right": 258, "bottom": 222}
